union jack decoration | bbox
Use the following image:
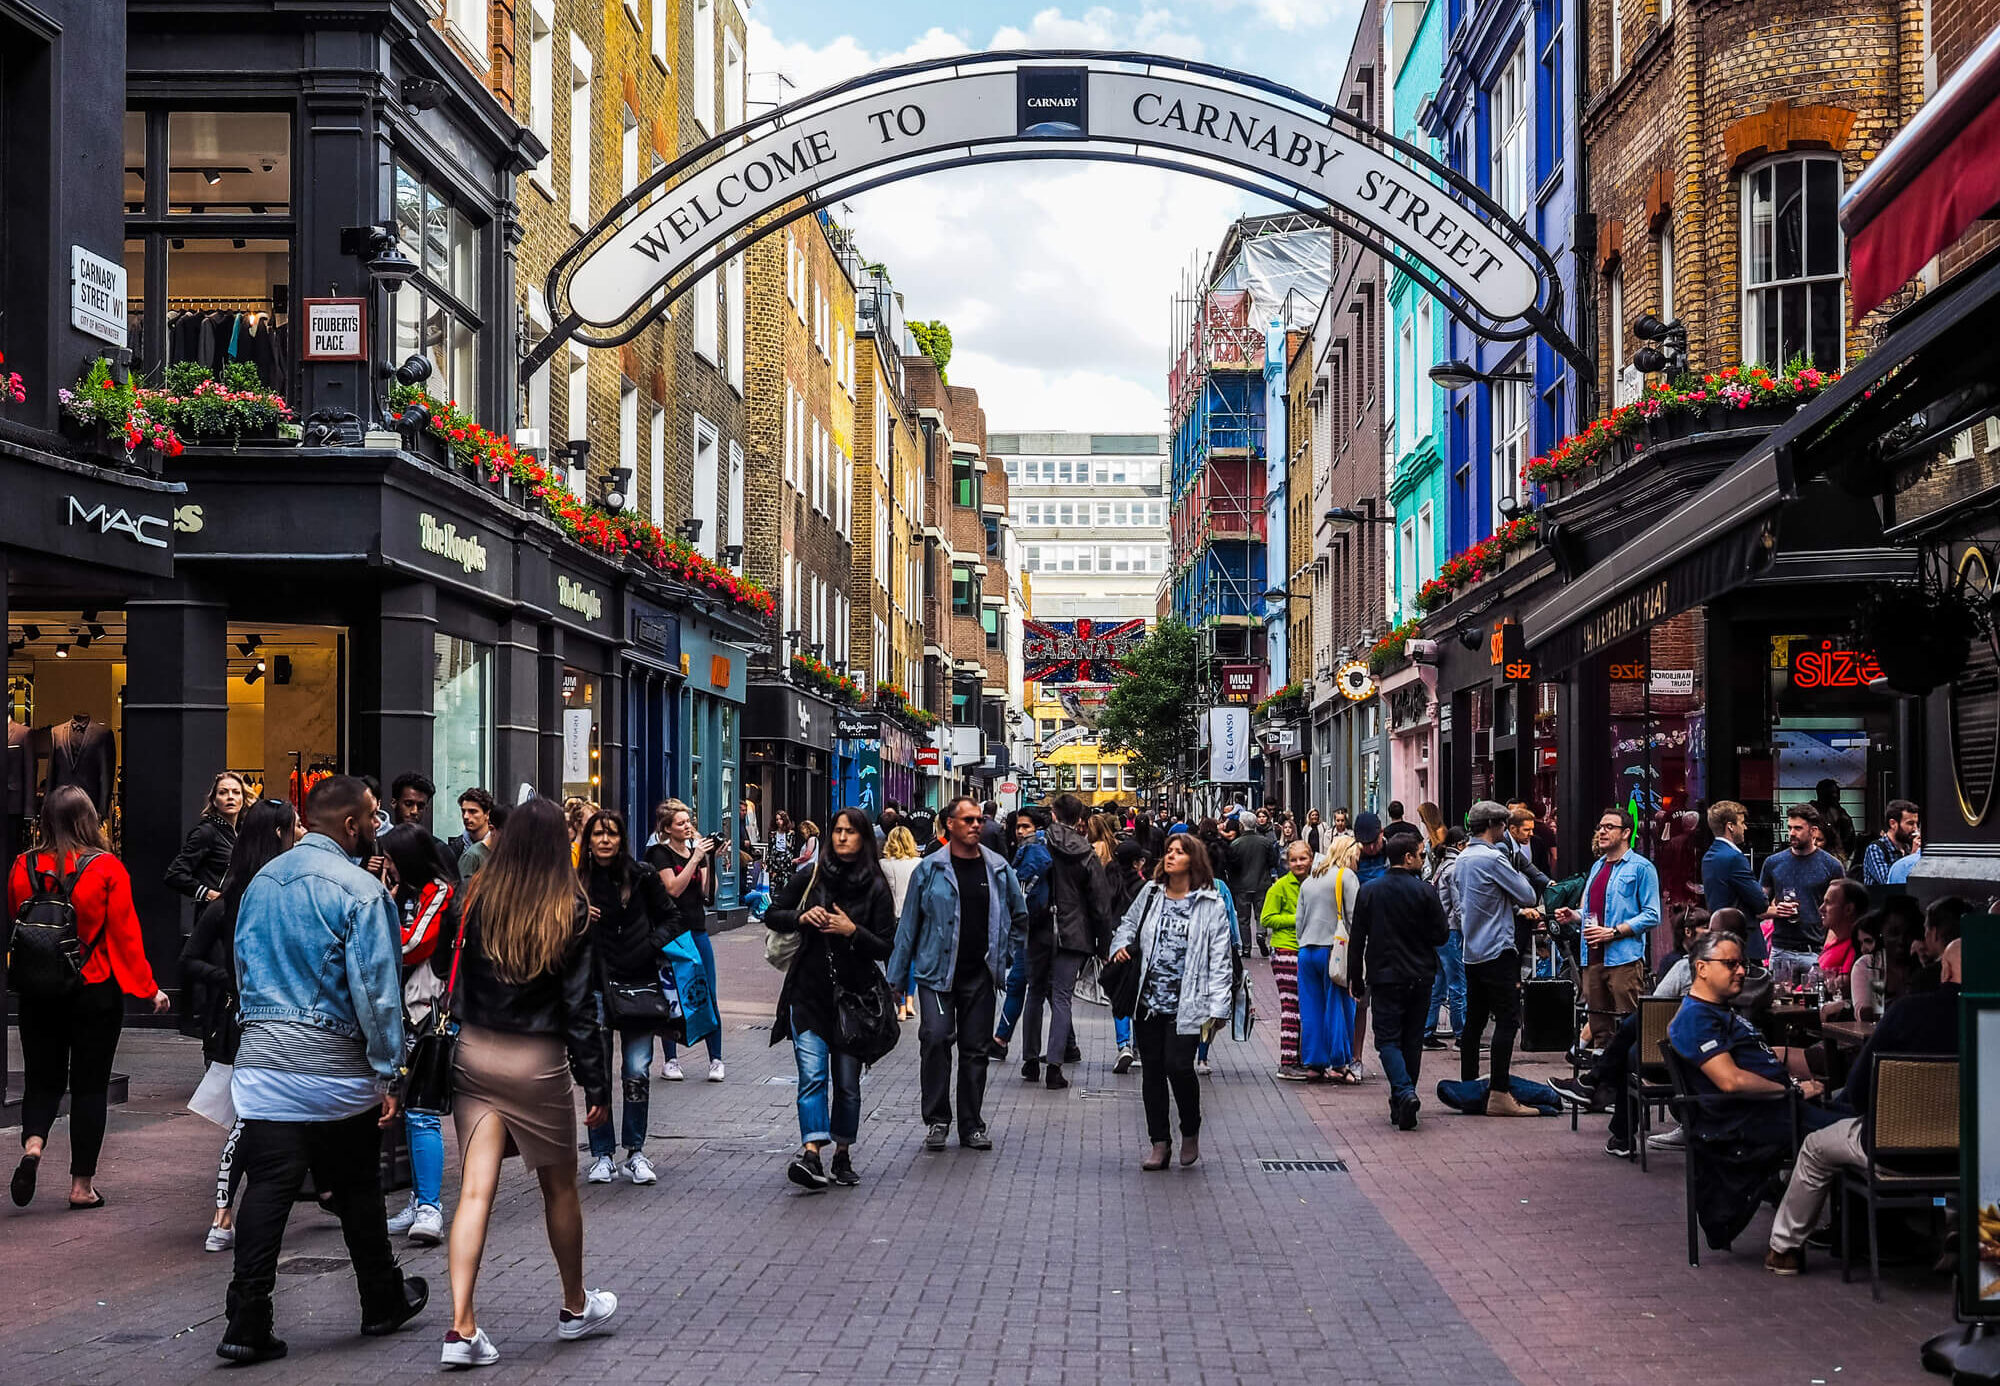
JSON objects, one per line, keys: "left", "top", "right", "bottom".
{"left": 1023, "top": 618, "right": 1147, "bottom": 684}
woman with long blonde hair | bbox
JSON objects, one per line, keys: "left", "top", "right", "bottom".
{"left": 881, "top": 826, "right": 924, "bottom": 1019}
{"left": 1087, "top": 813, "right": 1117, "bottom": 867}
{"left": 441, "top": 796, "right": 615, "bottom": 1368}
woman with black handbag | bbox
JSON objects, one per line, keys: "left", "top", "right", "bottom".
{"left": 764, "top": 806, "right": 897, "bottom": 1191}
{"left": 179, "top": 796, "right": 298, "bottom": 1251}
{"left": 581, "top": 809, "right": 679, "bottom": 1188}
{"left": 441, "top": 795, "right": 614, "bottom": 1369}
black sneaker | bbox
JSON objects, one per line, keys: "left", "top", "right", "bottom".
{"left": 1395, "top": 1095, "right": 1420, "bottom": 1131}
{"left": 828, "top": 1151, "right": 859, "bottom": 1186}
{"left": 1045, "top": 1065, "right": 1069, "bottom": 1091}
{"left": 1113, "top": 1046, "right": 1134, "bottom": 1074}
{"left": 961, "top": 1126, "right": 993, "bottom": 1151}
{"left": 1549, "top": 1076, "right": 1597, "bottom": 1108}
{"left": 786, "top": 1148, "right": 830, "bottom": 1191}
{"left": 988, "top": 1036, "right": 1010, "bottom": 1061}
{"left": 1063, "top": 1042, "right": 1082, "bottom": 1065}
{"left": 1021, "top": 1059, "right": 1040, "bottom": 1083}
{"left": 923, "top": 1123, "right": 950, "bottom": 1152}
{"left": 1422, "top": 1034, "right": 1448, "bottom": 1050}
{"left": 216, "top": 1336, "right": 289, "bottom": 1365}
{"left": 359, "top": 1275, "right": 429, "bottom": 1337}
{"left": 1604, "top": 1134, "right": 1636, "bottom": 1159}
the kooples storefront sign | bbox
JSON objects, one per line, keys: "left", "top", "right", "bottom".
{"left": 564, "top": 66, "right": 1539, "bottom": 329}
{"left": 557, "top": 575, "right": 603, "bottom": 621}
{"left": 418, "top": 512, "right": 488, "bottom": 572}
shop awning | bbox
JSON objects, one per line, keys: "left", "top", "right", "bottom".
{"left": 1842, "top": 23, "right": 2000, "bottom": 320}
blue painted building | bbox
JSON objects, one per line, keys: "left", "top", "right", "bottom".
{"left": 1427, "top": 0, "right": 1584, "bottom": 553}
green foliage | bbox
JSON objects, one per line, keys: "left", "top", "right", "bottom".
{"left": 1095, "top": 621, "right": 1199, "bottom": 788}
{"left": 909, "top": 319, "right": 952, "bottom": 383}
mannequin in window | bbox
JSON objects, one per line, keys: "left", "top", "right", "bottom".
{"left": 45, "top": 714, "right": 117, "bottom": 817}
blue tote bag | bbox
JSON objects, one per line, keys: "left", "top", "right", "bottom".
{"left": 663, "top": 933, "right": 720, "bottom": 1046}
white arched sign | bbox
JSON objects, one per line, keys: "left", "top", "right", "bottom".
{"left": 528, "top": 52, "right": 1577, "bottom": 379}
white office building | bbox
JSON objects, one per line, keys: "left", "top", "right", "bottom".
{"left": 988, "top": 431, "right": 1169, "bottom": 621}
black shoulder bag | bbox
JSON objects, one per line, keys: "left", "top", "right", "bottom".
{"left": 832, "top": 888, "right": 901, "bottom": 1065}
{"left": 403, "top": 906, "right": 469, "bottom": 1116}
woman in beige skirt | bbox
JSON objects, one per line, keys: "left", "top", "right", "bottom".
{"left": 441, "top": 795, "right": 616, "bottom": 1369}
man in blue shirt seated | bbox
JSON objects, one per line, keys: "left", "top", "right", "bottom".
{"left": 1668, "top": 929, "right": 1838, "bottom": 1149}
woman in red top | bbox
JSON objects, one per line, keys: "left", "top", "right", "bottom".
{"left": 8, "top": 785, "right": 168, "bottom": 1211}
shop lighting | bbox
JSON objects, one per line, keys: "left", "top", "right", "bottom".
{"left": 1325, "top": 507, "right": 1394, "bottom": 527}
{"left": 244, "top": 665, "right": 262, "bottom": 686}
{"left": 76, "top": 628, "right": 93, "bottom": 649}
{"left": 201, "top": 168, "right": 222, "bottom": 185}
{"left": 237, "top": 635, "right": 261, "bottom": 657}
{"left": 1429, "top": 359, "right": 1534, "bottom": 391}
{"left": 1631, "top": 315, "right": 1689, "bottom": 376}
{"left": 603, "top": 467, "right": 634, "bottom": 512}
{"left": 340, "top": 223, "right": 417, "bottom": 294}
{"left": 87, "top": 623, "right": 107, "bottom": 641}
{"left": 21, "top": 625, "right": 38, "bottom": 643}
{"left": 677, "top": 519, "right": 704, "bottom": 544}
{"left": 55, "top": 643, "right": 69, "bottom": 659}
{"left": 721, "top": 544, "right": 744, "bottom": 566}
{"left": 1497, "top": 495, "right": 1524, "bottom": 520}
{"left": 1458, "top": 628, "right": 1484, "bottom": 651}
{"left": 232, "top": 238, "right": 247, "bottom": 250}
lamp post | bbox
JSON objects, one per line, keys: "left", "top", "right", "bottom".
{"left": 1428, "top": 359, "right": 1535, "bottom": 391}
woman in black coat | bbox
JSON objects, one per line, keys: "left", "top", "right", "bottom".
{"left": 579, "top": 809, "right": 678, "bottom": 1187}
{"left": 764, "top": 806, "right": 896, "bottom": 1191}
{"left": 177, "top": 796, "right": 297, "bottom": 1252}
{"left": 165, "top": 772, "right": 247, "bottom": 907}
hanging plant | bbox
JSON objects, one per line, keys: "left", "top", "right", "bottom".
{"left": 1852, "top": 570, "right": 1986, "bottom": 695}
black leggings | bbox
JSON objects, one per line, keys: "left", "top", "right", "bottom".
{"left": 1135, "top": 1008, "right": 1201, "bottom": 1142}
{"left": 1460, "top": 953, "right": 1521, "bottom": 1092}
{"left": 18, "top": 978, "right": 126, "bottom": 1177}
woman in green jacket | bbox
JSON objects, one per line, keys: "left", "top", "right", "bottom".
{"left": 1263, "top": 839, "right": 1312, "bottom": 1078}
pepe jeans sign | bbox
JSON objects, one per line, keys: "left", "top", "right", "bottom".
{"left": 66, "top": 494, "right": 169, "bottom": 549}
{"left": 417, "top": 513, "right": 488, "bottom": 573}
{"left": 562, "top": 62, "right": 1539, "bottom": 331}
{"left": 556, "top": 575, "right": 604, "bottom": 622}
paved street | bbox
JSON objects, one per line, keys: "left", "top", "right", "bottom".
{"left": 2, "top": 929, "right": 1948, "bottom": 1385}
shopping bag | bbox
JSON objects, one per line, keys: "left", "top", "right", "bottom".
{"left": 190, "top": 1062, "right": 236, "bottom": 1128}
{"left": 665, "top": 932, "right": 720, "bottom": 1046}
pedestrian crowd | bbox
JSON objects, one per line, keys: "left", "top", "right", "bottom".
{"left": 1, "top": 774, "right": 1970, "bottom": 1372}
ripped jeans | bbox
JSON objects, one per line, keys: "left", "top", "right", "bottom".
{"left": 587, "top": 1022, "right": 656, "bottom": 1158}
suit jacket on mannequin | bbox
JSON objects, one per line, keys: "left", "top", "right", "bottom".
{"left": 5, "top": 720, "right": 33, "bottom": 817}
{"left": 46, "top": 715, "right": 116, "bottom": 815}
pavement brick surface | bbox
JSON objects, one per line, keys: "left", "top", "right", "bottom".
{"left": 0, "top": 931, "right": 1953, "bottom": 1384}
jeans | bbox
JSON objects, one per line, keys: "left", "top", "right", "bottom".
{"left": 589, "top": 1025, "right": 656, "bottom": 1157}
{"left": 17, "top": 978, "right": 124, "bottom": 1177}
{"left": 405, "top": 1110, "right": 443, "bottom": 1206}
{"left": 1135, "top": 1007, "right": 1200, "bottom": 1142}
{"left": 225, "top": 1110, "right": 408, "bottom": 1345}
{"left": 1114, "top": 1014, "right": 1132, "bottom": 1050}
{"left": 664, "top": 930, "right": 722, "bottom": 1062}
{"left": 1426, "top": 931, "right": 1467, "bottom": 1040}
{"left": 792, "top": 1021, "right": 864, "bottom": 1146}
{"left": 1367, "top": 979, "right": 1432, "bottom": 1103}
{"left": 917, "top": 966, "right": 996, "bottom": 1135}
{"left": 1028, "top": 949, "right": 1086, "bottom": 1068}
{"left": 995, "top": 937, "right": 1031, "bottom": 1041}
{"left": 1461, "top": 952, "right": 1523, "bottom": 1093}
{"left": 1603, "top": 1010, "right": 1643, "bottom": 1146}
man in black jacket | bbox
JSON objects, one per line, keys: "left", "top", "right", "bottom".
{"left": 1026, "top": 795, "right": 1114, "bottom": 1090}
{"left": 1223, "top": 815, "right": 1276, "bottom": 955}
{"left": 1349, "top": 829, "right": 1450, "bottom": 1131}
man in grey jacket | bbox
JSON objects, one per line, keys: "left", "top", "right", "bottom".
{"left": 1452, "top": 801, "right": 1542, "bottom": 1117}
{"left": 887, "top": 797, "right": 1030, "bottom": 1152}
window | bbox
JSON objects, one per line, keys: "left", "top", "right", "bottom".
{"left": 649, "top": 406, "right": 665, "bottom": 527}
{"left": 691, "top": 0, "right": 715, "bottom": 133}
{"left": 1399, "top": 519, "right": 1417, "bottom": 613}
{"left": 1609, "top": 0, "right": 1622, "bottom": 83}
{"left": 1396, "top": 318, "right": 1414, "bottom": 453}
{"left": 1742, "top": 155, "right": 1844, "bottom": 371}
{"left": 528, "top": 1, "right": 555, "bottom": 192}
{"left": 619, "top": 375, "right": 637, "bottom": 510}
{"left": 446, "top": 0, "right": 488, "bottom": 58}
{"left": 568, "top": 38, "right": 592, "bottom": 231}
{"left": 981, "top": 606, "right": 1001, "bottom": 651}
{"left": 1535, "top": 0, "right": 1563, "bottom": 188}
{"left": 433, "top": 636, "right": 492, "bottom": 821}
{"left": 1660, "top": 0, "right": 1674, "bottom": 23}
{"left": 1417, "top": 502, "right": 1435, "bottom": 587}
{"left": 525, "top": 291, "right": 553, "bottom": 462}
{"left": 386, "top": 165, "right": 484, "bottom": 410}
{"left": 727, "top": 440, "right": 745, "bottom": 564}
{"left": 1490, "top": 43, "right": 1528, "bottom": 219}
{"left": 1416, "top": 298, "right": 1433, "bottom": 439}
{"left": 694, "top": 267, "right": 718, "bottom": 363}
{"left": 725, "top": 252, "right": 744, "bottom": 391}
{"left": 1608, "top": 264, "right": 1637, "bottom": 404}
{"left": 785, "top": 237, "right": 799, "bottom": 307}
{"left": 952, "top": 565, "right": 976, "bottom": 614}
{"left": 952, "top": 454, "right": 976, "bottom": 507}
{"left": 566, "top": 345, "right": 588, "bottom": 494}
{"left": 650, "top": 0, "right": 667, "bottom": 67}
{"left": 1079, "top": 764, "right": 1097, "bottom": 792}
{"left": 723, "top": 29, "right": 745, "bottom": 132}
{"left": 783, "top": 383, "right": 799, "bottom": 490}
{"left": 1493, "top": 375, "right": 1528, "bottom": 523}
{"left": 1657, "top": 218, "right": 1675, "bottom": 323}
{"left": 620, "top": 104, "right": 638, "bottom": 197}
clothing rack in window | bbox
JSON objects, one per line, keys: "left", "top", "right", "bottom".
{"left": 164, "top": 296, "right": 279, "bottom": 309}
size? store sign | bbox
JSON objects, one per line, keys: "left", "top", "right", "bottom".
{"left": 1789, "top": 641, "right": 1884, "bottom": 690}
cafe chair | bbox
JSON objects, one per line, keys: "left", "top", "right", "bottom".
{"left": 1629, "top": 997, "right": 1680, "bottom": 1172}
{"left": 1838, "top": 1052, "right": 1959, "bottom": 1301}
{"left": 1659, "top": 1041, "right": 1800, "bottom": 1267}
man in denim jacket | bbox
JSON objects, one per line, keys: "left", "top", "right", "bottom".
{"left": 887, "top": 796, "right": 1029, "bottom": 1152}
{"left": 218, "top": 775, "right": 425, "bottom": 1365}
{"left": 1554, "top": 808, "right": 1661, "bottom": 1047}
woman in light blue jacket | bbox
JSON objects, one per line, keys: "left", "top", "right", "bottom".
{"left": 1108, "top": 834, "right": 1234, "bottom": 1172}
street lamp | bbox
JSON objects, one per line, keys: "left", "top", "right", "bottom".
{"left": 1631, "top": 314, "right": 1689, "bottom": 376}
{"left": 1429, "top": 359, "right": 1534, "bottom": 391}
{"left": 602, "top": 466, "right": 633, "bottom": 512}
{"left": 1325, "top": 506, "right": 1395, "bottom": 527}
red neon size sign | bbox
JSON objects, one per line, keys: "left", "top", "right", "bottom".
{"left": 1789, "top": 641, "right": 1884, "bottom": 690}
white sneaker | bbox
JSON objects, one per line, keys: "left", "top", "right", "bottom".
{"left": 707, "top": 1060, "right": 725, "bottom": 1083}
{"left": 441, "top": 1327, "right": 500, "bottom": 1368}
{"left": 408, "top": 1202, "right": 445, "bottom": 1245}
{"left": 385, "top": 1196, "right": 419, "bottom": 1235}
{"left": 623, "top": 1152, "right": 657, "bottom": 1185}
{"left": 204, "top": 1224, "right": 235, "bottom": 1253}
{"left": 556, "top": 1289, "right": 618, "bottom": 1341}
{"left": 1647, "top": 1125, "right": 1687, "bottom": 1150}
{"left": 1194, "top": 1058, "right": 1212, "bottom": 1077}
{"left": 585, "top": 1155, "right": 615, "bottom": 1184}
{"left": 662, "top": 1059, "right": 685, "bottom": 1081}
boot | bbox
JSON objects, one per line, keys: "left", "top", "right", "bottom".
{"left": 1485, "top": 1090, "right": 1541, "bottom": 1118}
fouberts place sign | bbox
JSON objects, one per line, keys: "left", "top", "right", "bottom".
{"left": 557, "top": 57, "right": 1543, "bottom": 339}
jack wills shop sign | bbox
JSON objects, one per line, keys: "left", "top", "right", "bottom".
{"left": 563, "top": 67, "right": 1538, "bottom": 329}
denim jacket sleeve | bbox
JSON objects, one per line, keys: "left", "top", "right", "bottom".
{"left": 343, "top": 886, "right": 407, "bottom": 1083}
{"left": 1629, "top": 856, "right": 1662, "bottom": 939}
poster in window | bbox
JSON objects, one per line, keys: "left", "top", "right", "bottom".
{"left": 563, "top": 709, "right": 594, "bottom": 783}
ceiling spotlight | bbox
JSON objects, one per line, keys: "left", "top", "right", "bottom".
{"left": 603, "top": 466, "right": 634, "bottom": 512}
{"left": 87, "top": 622, "right": 107, "bottom": 641}
{"left": 21, "top": 624, "right": 38, "bottom": 642}
{"left": 256, "top": 658, "right": 267, "bottom": 673}
{"left": 76, "top": 628, "right": 94, "bottom": 649}
{"left": 82, "top": 610, "right": 98, "bottom": 623}
{"left": 237, "top": 635, "right": 261, "bottom": 657}
{"left": 232, "top": 237, "right": 247, "bottom": 250}
{"left": 244, "top": 665, "right": 263, "bottom": 686}
{"left": 55, "top": 643, "right": 70, "bottom": 659}
{"left": 201, "top": 168, "right": 222, "bottom": 185}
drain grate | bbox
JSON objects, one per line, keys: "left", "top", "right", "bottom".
{"left": 1259, "top": 1157, "right": 1348, "bottom": 1173}
{"left": 276, "top": 1256, "right": 350, "bottom": 1275}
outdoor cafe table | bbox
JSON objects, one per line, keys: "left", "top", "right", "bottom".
{"left": 1816, "top": 1017, "right": 1877, "bottom": 1051}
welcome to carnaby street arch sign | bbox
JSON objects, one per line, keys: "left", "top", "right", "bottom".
{"left": 523, "top": 51, "right": 1585, "bottom": 382}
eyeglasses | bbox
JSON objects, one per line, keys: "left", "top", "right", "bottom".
{"left": 1595, "top": 823, "right": 1624, "bottom": 833}
{"left": 1700, "top": 956, "right": 1748, "bottom": 971}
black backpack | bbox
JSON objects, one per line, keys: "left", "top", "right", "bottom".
{"left": 8, "top": 850, "right": 103, "bottom": 998}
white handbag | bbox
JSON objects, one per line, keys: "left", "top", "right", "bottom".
{"left": 1327, "top": 868, "right": 1353, "bottom": 989}
{"left": 189, "top": 1062, "right": 237, "bottom": 1128}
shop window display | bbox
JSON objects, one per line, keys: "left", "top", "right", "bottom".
{"left": 124, "top": 110, "right": 294, "bottom": 388}
{"left": 1601, "top": 610, "right": 1705, "bottom": 903}
{"left": 561, "top": 669, "right": 601, "bottom": 804}
{"left": 433, "top": 636, "right": 492, "bottom": 822}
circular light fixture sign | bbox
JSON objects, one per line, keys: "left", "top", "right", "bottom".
{"left": 1336, "top": 661, "right": 1375, "bottom": 702}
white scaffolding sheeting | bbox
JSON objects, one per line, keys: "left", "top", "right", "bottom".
{"left": 1211, "top": 229, "right": 1332, "bottom": 332}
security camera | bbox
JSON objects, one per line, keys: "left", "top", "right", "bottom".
{"left": 1405, "top": 638, "right": 1438, "bottom": 662}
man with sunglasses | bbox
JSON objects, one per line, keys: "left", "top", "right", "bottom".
{"left": 1668, "top": 931, "right": 1834, "bottom": 1146}
{"left": 1554, "top": 809, "right": 1659, "bottom": 1048}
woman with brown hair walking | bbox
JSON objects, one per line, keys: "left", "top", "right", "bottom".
{"left": 441, "top": 796, "right": 614, "bottom": 1369}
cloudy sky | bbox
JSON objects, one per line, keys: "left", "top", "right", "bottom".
{"left": 745, "top": 2, "right": 1366, "bottom": 432}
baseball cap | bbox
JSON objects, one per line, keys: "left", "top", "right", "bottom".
{"left": 1352, "top": 811, "right": 1382, "bottom": 845}
{"left": 1466, "top": 799, "right": 1511, "bottom": 830}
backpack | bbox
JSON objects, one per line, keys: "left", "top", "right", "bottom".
{"left": 8, "top": 850, "right": 103, "bottom": 998}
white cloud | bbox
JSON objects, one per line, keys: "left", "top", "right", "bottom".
{"left": 745, "top": 10, "right": 1250, "bottom": 431}
{"left": 1186, "top": 0, "right": 1356, "bottom": 30}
